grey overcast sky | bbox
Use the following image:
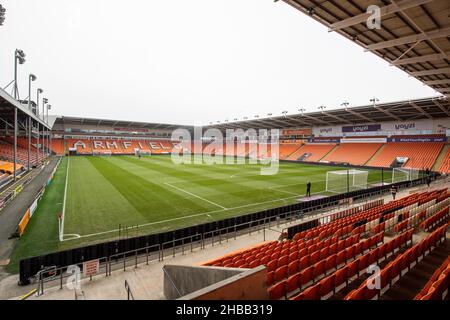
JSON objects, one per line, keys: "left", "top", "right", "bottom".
{"left": 0, "top": 0, "right": 438, "bottom": 126}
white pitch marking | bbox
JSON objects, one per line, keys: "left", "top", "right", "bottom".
{"left": 164, "top": 182, "right": 228, "bottom": 210}
{"left": 59, "top": 157, "right": 70, "bottom": 241}
{"left": 62, "top": 212, "right": 211, "bottom": 241}
{"left": 62, "top": 190, "right": 325, "bottom": 241}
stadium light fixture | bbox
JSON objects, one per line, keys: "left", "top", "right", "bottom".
{"left": 0, "top": 4, "right": 6, "bottom": 26}
{"left": 282, "top": 111, "right": 288, "bottom": 117}
{"left": 234, "top": 118, "right": 238, "bottom": 121}
{"left": 243, "top": 117, "right": 248, "bottom": 120}
{"left": 28, "top": 74, "right": 37, "bottom": 111}
{"left": 42, "top": 98, "right": 48, "bottom": 121}
{"left": 370, "top": 97, "right": 379, "bottom": 107}
{"left": 341, "top": 102, "right": 350, "bottom": 109}
{"left": 13, "top": 49, "right": 26, "bottom": 99}
{"left": 318, "top": 105, "right": 326, "bottom": 113}
{"left": 298, "top": 108, "right": 306, "bottom": 116}
{"left": 254, "top": 115, "right": 259, "bottom": 118}
{"left": 46, "top": 104, "right": 52, "bottom": 124}
{"left": 267, "top": 113, "right": 273, "bottom": 118}
{"left": 37, "top": 89, "right": 43, "bottom": 117}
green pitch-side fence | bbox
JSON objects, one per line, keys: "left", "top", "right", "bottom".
{"left": 18, "top": 175, "right": 434, "bottom": 285}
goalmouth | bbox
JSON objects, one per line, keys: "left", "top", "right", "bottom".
{"left": 326, "top": 169, "right": 369, "bottom": 194}
{"left": 92, "top": 150, "right": 112, "bottom": 156}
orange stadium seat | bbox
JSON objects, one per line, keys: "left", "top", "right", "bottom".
{"left": 321, "top": 143, "right": 383, "bottom": 165}
{"left": 367, "top": 142, "right": 444, "bottom": 170}
{"left": 286, "top": 144, "right": 336, "bottom": 162}
{"left": 438, "top": 146, "right": 450, "bottom": 173}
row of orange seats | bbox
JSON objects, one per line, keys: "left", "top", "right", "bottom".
{"left": 438, "top": 147, "right": 450, "bottom": 173}
{"left": 268, "top": 233, "right": 375, "bottom": 299}
{"left": 415, "top": 255, "right": 450, "bottom": 300}
{"left": 202, "top": 242, "right": 276, "bottom": 267}
{"left": 322, "top": 143, "right": 383, "bottom": 166}
{"left": 367, "top": 142, "right": 444, "bottom": 170}
{"left": 286, "top": 144, "right": 336, "bottom": 162}
{"left": 419, "top": 207, "right": 449, "bottom": 232}
{"left": 290, "top": 229, "right": 413, "bottom": 300}
{"left": 345, "top": 224, "right": 448, "bottom": 300}
{"left": 292, "top": 193, "right": 418, "bottom": 241}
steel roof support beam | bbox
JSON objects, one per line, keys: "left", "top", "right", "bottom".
{"left": 322, "top": 112, "right": 352, "bottom": 124}
{"left": 390, "top": 53, "right": 450, "bottom": 66}
{"left": 409, "top": 101, "right": 433, "bottom": 119}
{"left": 410, "top": 68, "right": 450, "bottom": 76}
{"left": 366, "top": 27, "right": 450, "bottom": 51}
{"left": 328, "top": 0, "right": 433, "bottom": 32}
{"left": 431, "top": 99, "right": 450, "bottom": 116}
{"left": 424, "top": 79, "right": 450, "bottom": 85}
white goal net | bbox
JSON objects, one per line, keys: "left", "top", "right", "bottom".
{"left": 93, "top": 150, "right": 112, "bottom": 156}
{"left": 135, "top": 148, "right": 151, "bottom": 156}
{"left": 326, "top": 169, "right": 369, "bottom": 194}
{"left": 392, "top": 167, "right": 419, "bottom": 183}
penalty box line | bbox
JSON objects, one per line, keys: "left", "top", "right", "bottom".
{"left": 164, "top": 182, "right": 228, "bottom": 210}
{"left": 62, "top": 188, "right": 327, "bottom": 241}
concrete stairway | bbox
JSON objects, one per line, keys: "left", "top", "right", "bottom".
{"left": 432, "top": 144, "right": 449, "bottom": 172}
{"left": 381, "top": 240, "right": 450, "bottom": 300}
{"left": 318, "top": 144, "right": 340, "bottom": 161}
{"left": 365, "top": 143, "right": 386, "bottom": 166}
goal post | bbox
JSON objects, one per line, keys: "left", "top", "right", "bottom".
{"left": 392, "top": 167, "right": 419, "bottom": 183}
{"left": 134, "top": 148, "right": 151, "bottom": 156}
{"left": 92, "top": 150, "right": 112, "bottom": 156}
{"left": 326, "top": 169, "right": 369, "bottom": 194}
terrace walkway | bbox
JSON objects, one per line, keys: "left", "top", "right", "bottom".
{"left": 0, "top": 157, "right": 60, "bottom": 269}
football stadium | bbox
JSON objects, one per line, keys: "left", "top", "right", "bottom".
{"left": 0, "top": 0, "right": 449, "bottom": 306}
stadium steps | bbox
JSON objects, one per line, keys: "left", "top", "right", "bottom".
{"left": 317, "top": 144, "right": 339, "bottom": 162}
{"left": 286, "top": 145, "right": 306, "bottom": 161}
{"left": 365, "top": 143, "right": 386, "bottom": 166}
{"left": 432, "top": 144, "right": 449, "bottom": 172}
{"left": 364, "top": 143, "right": 385, "bottom": 166}
{"left": 381, "top": 240, "right": 450, "bottom": 300}
{"left": 327, "top": 246, "right": 408, "bottom": 300}
{"left": 285, "top": 144, "right": 304, "bottom": 160}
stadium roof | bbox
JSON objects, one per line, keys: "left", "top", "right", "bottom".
{"left": 206, "top": 96, "right": 450, "bottom": 130}
{"left": 53, "top": 116, "right": 194, "bottom": 131}
{"left": 0, "top": 87, "right": 51, "bottom": 130}
{"left": 281, "top": 0, "right": 450, "bottom": 97}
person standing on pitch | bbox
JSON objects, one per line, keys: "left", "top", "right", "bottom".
{"left": 306, "top": 181, "right": 311, "bottom": 197}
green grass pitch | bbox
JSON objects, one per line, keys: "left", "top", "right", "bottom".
{"left": 7, "top": 155, "right": 392, "bottom": 273}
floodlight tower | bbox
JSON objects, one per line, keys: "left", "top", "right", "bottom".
{"left": 14, "top": 49, "right": 26, "bottom": 99}
{"left": 27, "top": 74, "right": 37, "bottom": 170}
{"left": 46, "top": 104, "right": 52, "bottom": 156}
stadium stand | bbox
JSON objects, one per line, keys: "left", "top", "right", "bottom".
{"left": 0, "top": 140, "right": 40, "bottom": 167}
{"left": 438, "top": 147, "right": 450, "bottom": 174}
{"left": 51, "top": 139, "right": 65, "bottom": 155}
{"left": 321, "top": 143, "right": 383, "bottom": 166}
{"left": 414, "top": 255, "right": 450, "bottom": 300}
{"left": 64, "top": 138, "right": 175, "bottom": 155}
{"left": 286, "top": 144, "right": 337, "bottom": 162}
{"left": 202, "top": 189, "right": 449, "bottom": 300}
{"left": 367, "top": 142, "right": 444, "bottom": 170}
{"left": 278, "top": 143, "right": 303, "bottom": 160}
